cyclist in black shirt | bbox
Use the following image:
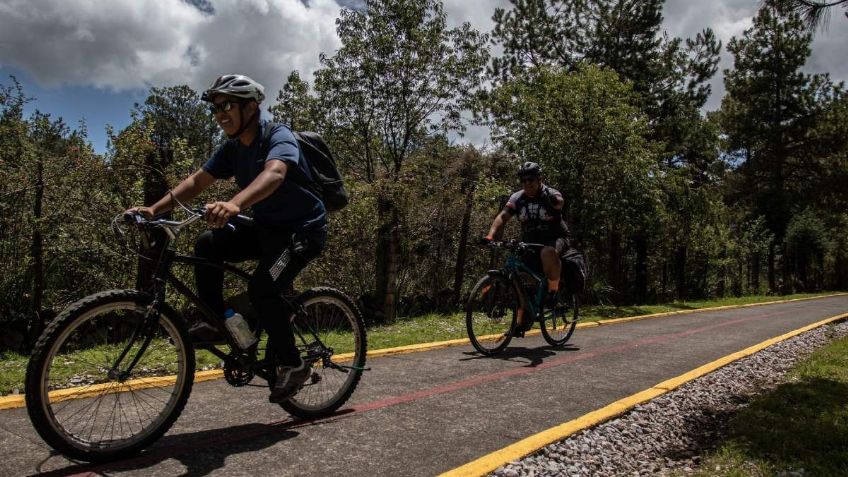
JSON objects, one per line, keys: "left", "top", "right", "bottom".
{"left": 484, "top": 162, "right": 569, "bottom": 331}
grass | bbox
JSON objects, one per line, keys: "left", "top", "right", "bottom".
{"left": 0, "top": 342, "right": 224, "bottom": 398}
{"left": 0, "top": 352, "right": 27, "bottom": 395}
{"left": 364, "top": 292, "right": 837, "bottom": 350}
{"left": 0, "top": 291, "right": 840, "bottom": 397}
{"left": 685, "top": 331, "right": 848, "bottom": 476}
{"left": 581, "top": 292, "right": 834, "bottom": 320}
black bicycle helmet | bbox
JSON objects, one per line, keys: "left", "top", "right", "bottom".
{"left": 517, "top": 161, "right": 541, "bottom": 178}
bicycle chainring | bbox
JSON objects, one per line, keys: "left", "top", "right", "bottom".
{"left": 223, "top": 362, "right": 255, "bottom": 387}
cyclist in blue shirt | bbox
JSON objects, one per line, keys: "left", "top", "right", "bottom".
{"left": 128, "top": 74, "right": 324, "bottom": 403}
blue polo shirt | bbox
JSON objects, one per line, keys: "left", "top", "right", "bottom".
{"left": 202, "top": 120, "right": 327, "bottom": 234}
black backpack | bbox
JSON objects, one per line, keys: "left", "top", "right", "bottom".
{"left": 561, "top": 248, "right": 588, "bottom": 294}
{"left": 260, "top": 123, "right": 349, "bottom": 212}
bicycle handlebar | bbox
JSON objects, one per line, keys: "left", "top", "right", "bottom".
{"left": 484, "top": 240, "right": 545, "bottom": 252}
{"left": 121, "top": 207, "right": 254, "bottom": 234}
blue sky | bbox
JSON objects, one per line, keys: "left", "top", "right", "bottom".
{"left": 4, "top": 66, "right": 148, "bottom": 153}
{"left": 1, "top": 0, "right": 846, "bottom": 154}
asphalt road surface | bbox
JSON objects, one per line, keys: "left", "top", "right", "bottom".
{"left": 1, "top": 295, "right": 846, "bottom": 477}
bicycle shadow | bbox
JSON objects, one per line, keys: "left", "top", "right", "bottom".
{"left": 32, "top": 412, "right": 351, "bottom": 477}
{"left": 460, "top": 343, "right": 579, "bottom": 368}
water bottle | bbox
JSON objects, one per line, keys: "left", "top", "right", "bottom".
{"left": 224, "top": 308, "right": 257, "bottom": 349}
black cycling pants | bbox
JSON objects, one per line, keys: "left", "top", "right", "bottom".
{"left": 194, "top": 222, "right": 325, "bottom": 366}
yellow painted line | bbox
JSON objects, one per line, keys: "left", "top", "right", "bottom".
{"left": 440, "top": 311, "right": 848, "bottom": 477}
{"left": 0, "top": 369, "right": 223, "bottom": 411}
{"left": 2, "top": 293, "right": 845, "bottom": 411}
{"left": 364, "top": 293, "right": 848, "bottom": 359}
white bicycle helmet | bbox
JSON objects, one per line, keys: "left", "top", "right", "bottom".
{"left": 201, "top": 74, "right": 265, "bottom": 103}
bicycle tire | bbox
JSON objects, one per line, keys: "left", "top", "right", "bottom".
{"left": 466, "top": 274, "right": 517, "bottom": 355}
{"left": 278, "top": 287, "right": 366, "bottom": 419}
{"left": 25, "top": 290, "right": 195, "bottom": 462}
{"left": 540, "top": 292, "right": 579, "bottom": 346}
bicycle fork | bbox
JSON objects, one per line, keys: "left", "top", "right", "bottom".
{"left": 107, "top": 300, "right": 161, "bottom": 381}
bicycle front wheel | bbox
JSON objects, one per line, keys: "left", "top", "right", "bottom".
{"left": 279, "top": 287, "right": 366, "bottom": 419}
{"left": 540, "top": 292, "right": 579, "bottom": 346}
{"left": 466, "top": 274, "right": 517, "bottom": 355}
{"left": 25, "top": 290, "right": 195, "bottom": 462}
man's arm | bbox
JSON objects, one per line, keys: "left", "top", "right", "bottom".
{"left": 205, "top": 160, "right": 289, "bottom": 228}
{"left": 130, "top": 169, "right": 216, "bottom": 217}
{"left": 486, "top": 210, "right": 513, "bottom": 241}
{"left": 544, "top": 187, "right": 565, "bottom": 210}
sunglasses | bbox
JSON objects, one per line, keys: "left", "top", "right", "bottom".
{"left": 208, "top": 100, "right": 238, "bottom": 115}
{"left": 520, "top": 176, "right": 539, "bottom": 184}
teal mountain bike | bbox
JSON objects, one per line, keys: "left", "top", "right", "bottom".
{"left": 466, "top": 240, "right": 579, "bottom": 356}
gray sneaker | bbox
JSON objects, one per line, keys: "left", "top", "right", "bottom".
{"left": 188, "top": 321, "right": 225, "bottom": 345}
{"left": 269, "top": 360, "right": 311, "bottom": 403}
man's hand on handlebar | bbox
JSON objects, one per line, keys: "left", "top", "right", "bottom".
{"left": 205, "top": 201, "right": 240, "bottom": 229}
{"left": 124, "top": 206, "right": 155, "bottom": 219}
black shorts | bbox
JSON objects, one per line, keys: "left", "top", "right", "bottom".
{"left": 520, "top": 237, "right": 568, "bottom": 274}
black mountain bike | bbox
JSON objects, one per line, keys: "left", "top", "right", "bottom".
{"left": 24, "top": 208, "right": 367, "bottom": 462}
{"left": 466, "top": 240, "right": 579, "bottom": 356}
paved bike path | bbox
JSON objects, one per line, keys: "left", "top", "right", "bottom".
{"left": 1, "top": 295, "right": 847, "bottom": 477}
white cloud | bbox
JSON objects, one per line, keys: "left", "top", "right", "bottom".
{"left": 442, "top": 0, "right": 510, "bottom": 30}
{"left": 0, "top": 0, "right": 342, "bottom": 97}
{"left": 661, "top": 0, "right": 848, "bottom": 111}
{"left": 1, "top": 0, "right": 846, "bottom": 146}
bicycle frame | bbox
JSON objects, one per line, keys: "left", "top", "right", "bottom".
{"left": 166, "top": 252, "right": 252, "bottom": 361}
{"left": 502, "top": 251, "right": 548, "bottom": 321}
{"left": 117, "top": 210, "right": 346, "bottom": 377}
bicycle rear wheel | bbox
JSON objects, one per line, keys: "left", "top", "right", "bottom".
{"left": 25, "top": 290, "right": 195, "bottom": 462}
{"left": 540, "top": 292, "right": 579, "bottom": 346}
{"left": 279, "top": 287, "right": 366, "bottom": 419}
{"left": 466, "top": 274, "right": 517, "bottom": 355}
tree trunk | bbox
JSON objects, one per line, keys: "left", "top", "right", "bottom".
{"left": 375, "top": 193, "right": 401, "bottom": 323}
{"left": 634, "top": 233, "right": 648, "bottom": 304}
{"left": 607, "top": 230, "right": 623, "bottom": 303}
{"left": 781, "top": 241, "right": 792, "bottom": 295}
{"left": 767, "top": 243, "right": 776, "bottom": 293}
{"left": 751, "top": 251, "right": 760, "bottom": 292}
{"left": 797, "top": 245, "right": 809, "bottom": 292}
{"left": 716, "top": 248, "right": 726, "bottom": 298}
{"left": 736, "top": 259, "right": 743, "bottom": 296}
{"left": 27, "top": 157, "right": 45, "bottom": 348}
{"left": 137, "top": 149, "right": 171, "bottom": 292}
{"left": 674, "top": 245, "right": 687, "bottom": 301}
{"left": 453, "top": 183, "right": 475, "bottom": 303}
{"left": 835, "top": 249, "right": 848, "bottom": 290}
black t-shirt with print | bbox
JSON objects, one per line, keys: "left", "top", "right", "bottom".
{"left": 503, "top": 185, "right": 569, "bottom": 242}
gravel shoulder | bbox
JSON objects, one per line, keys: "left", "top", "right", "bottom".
{"left": 492, "top": 321, "right": 848, "bottom": 477}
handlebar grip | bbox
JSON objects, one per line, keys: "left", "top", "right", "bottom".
{"left": 194, "top": 206, "right": 253, "bottom": 228}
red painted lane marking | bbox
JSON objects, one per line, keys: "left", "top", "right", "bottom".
{"left": 45, "top": 308, "right": 789, "bottom": 477}
{"left": 351, "top": 309, "right": 791, "bottom": 413}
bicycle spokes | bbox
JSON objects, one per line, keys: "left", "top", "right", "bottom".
{"left": 278, "top": 289, "right": 366, "bottom": 418}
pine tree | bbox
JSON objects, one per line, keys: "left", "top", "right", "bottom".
{"left": 720, "top": 3, "right": 841, "bottom": 292}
